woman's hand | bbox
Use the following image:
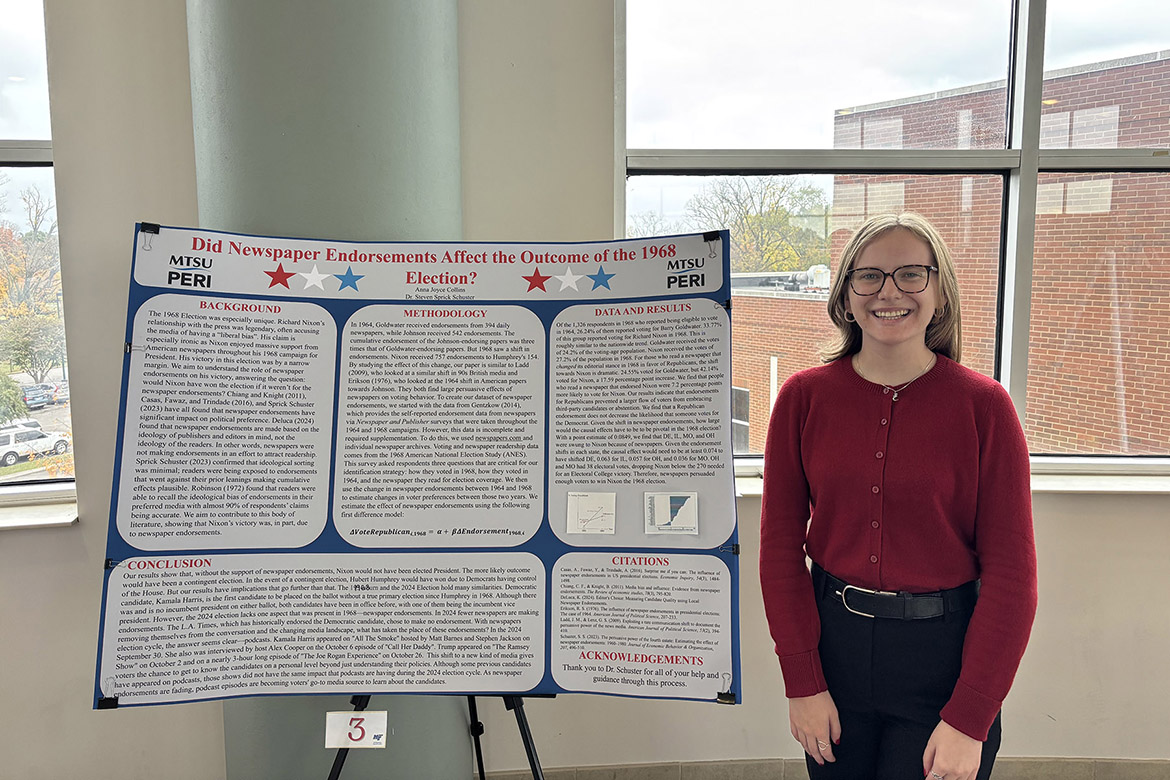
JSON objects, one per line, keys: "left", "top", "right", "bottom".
{"left": 789, "top": 691, "right": 841, "bottom": 765}
{"left": 922, "top": 720, "right": 982, "bottom": 780}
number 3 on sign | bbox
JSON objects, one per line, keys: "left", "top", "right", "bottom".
{"left": 325, "top": 710, "right": 388, "bottom": 749}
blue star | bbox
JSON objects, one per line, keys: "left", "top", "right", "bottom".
{"left": 334, "top": 265, "right": 365, "bottom": 291}
{"left": 586, "top": 264, "right": 616, "bottom": 290}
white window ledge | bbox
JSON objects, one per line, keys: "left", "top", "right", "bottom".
{"left": 0, "top": 482, "right": 79, "bottom": 531}
{"left": 734, "top": 456, "right": 1170, "bottom": 497}
{"left": 1028, "top": 474, "right": 1170, "bottom": 494}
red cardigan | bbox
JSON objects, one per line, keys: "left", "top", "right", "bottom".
{"left": 759, "top": 355, "right": 1037, "bottom": 741}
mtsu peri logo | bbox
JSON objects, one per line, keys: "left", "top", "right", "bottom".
{"left": 167, "top": 253, "right": 213, "bottom": 288}
{"left": 666, "top": 256, "right": 704, "bottom": 289}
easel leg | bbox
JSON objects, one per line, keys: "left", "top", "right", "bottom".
{"left": 326, "top": 695, "right": 371, "bottom": 780}
{"left": 468, "top": 696, "right": 487, "bottom": 780}
{"left": 503, "top": 696, "right": 545, "bottom": 780}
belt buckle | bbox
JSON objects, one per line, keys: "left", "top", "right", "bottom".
{"left": 839, "top": 584, "right": 897, "bottom": 619}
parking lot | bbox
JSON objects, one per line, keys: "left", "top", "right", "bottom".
{"left": 25, "top": 401, "right": 73, "bottom": 434}
{"left": 1, "top": 375, "right": 74, "bottom": 483}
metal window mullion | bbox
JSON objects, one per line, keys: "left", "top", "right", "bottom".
{"left": 614, "top": 0, "right": 628, "bottom": 237}
{"left": 1000, "top": 0, "right": 1047, "bottom": 417}
{"left": 626, "top": 148, "right": 1021, "bottom": 175}
{"left": 0, "top": 139, "right": 53, "bottom": 165}
{"left": 1037, "top": 148, "right": 1170, "bottom": 171}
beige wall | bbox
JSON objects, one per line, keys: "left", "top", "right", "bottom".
{"left": 0, "top": 1, "right": 223, "bottom": 779}
{"left": 459, "top": 1, "right": 617, "bottom": 241}
{"left": 1, "top": 0, "right": 1166, "bottom": 776}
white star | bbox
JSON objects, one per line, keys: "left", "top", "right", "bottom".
{"left": 300, "top": 264, "right": 329, "bottom": 290}
{"left": 555, "top": 268, "right": 584, "bottom": 291}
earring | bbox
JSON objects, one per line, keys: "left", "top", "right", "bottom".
{"left": 933, "top": 307, "right": 944, "bottom": 322}
{"left": 844, "top": 310, "right": 855, "bottom": 322}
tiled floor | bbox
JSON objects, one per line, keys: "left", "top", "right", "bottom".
{"left": 482, "top": 757, "right": 1170, "bottom": 780}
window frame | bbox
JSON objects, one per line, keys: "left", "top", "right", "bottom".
{"left": 0, "top": 139, "right": 78, "bottom": 525}
{"left": 618, "top": 0, "right": 1170, "bottom": 477}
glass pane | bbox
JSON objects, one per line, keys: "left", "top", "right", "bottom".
{"left": 629, "top": 173, "right": 1003, "bottom": 455}
{"left": 627, "top": 0, "right": 1011, "bottom": 149}
{"left": 1042, "top": 2, "right": 1170, "bottom": 149}
{"left": 0, "top": 166, "right": 72, "bottom": 482}
{"left": 1027, "top": 172, "right": 1170, "bottom": 455}
{"left": 0, "top": 0, "right": 53, "bottom": 139}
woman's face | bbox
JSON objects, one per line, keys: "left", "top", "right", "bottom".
{"left": 844, "top": 228, "right": 943, "bottom": 353}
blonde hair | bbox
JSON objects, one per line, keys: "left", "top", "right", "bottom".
{"left": 821, "top": 212, "right": 962, "bottom": 363}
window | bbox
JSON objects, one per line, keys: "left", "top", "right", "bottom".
{"left": 631, "top": 172, "right": 1003, "bottom": 455}
{"left": 1, "top": 2, "right": 74, "bottom": 487}
{"left": 1028, "top": 172, "right": 1170, "bottom": 455}
{"left": 1043, "top": 1, "right": 1170, "bottom": 149}
{"left": 625, "top": 0, "right": 1170, "bottom": 459}
{"left": 731, "top": 387, "right": 750, "bottom": 453}
{"left": 627, "top": 0, "right": 1012, "bottom": 149}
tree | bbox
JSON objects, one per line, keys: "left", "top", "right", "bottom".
{"left": 0, "top": 186, "right": 61, "bottom": 317}
{"left": 626, "top": 210, "right": 685, "bottom": 239}
{"left": 0, "top": 314, "right": 65, "bottom": 383}
{"left": 0, "top": 374, "right": 26, "bottom": 423}
{"left": 0, "top": 184, "right": 67, "bottom": 386}
{"left": 683, "top": 176, "right": 830, "bottom": 273}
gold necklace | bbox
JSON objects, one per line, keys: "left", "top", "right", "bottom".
{"left": 854, "top": 353, "right": 937, "bottom": 402}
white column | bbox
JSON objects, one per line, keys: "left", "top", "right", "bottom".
{"left": 186, "top": 2, "right": 470, "bottom": 777}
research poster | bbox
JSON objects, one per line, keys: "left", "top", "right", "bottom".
{"left": 95, "top": 224, "right": 739, "bottom": 708}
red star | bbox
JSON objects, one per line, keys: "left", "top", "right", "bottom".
{"left": 522, "top": 267, "right": 551, "bottom": 292}
{"left": 265, "top": 263, "right": 296, "bottom": 288}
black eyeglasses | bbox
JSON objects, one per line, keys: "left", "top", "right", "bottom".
{"left": 847, "top": 265, "right": 937, "bottom": 296}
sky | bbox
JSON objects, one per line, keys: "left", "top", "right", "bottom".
{"left": 627, "top": 0, "right": 1170, "bottom": 149}
{"left": 625, "top": 0, "right": 1170, "bottom": 218}
{"left": 0, "top": 0, "right": 51, "bottom": 230}
{"left": 0, "top": 0, "right": 50, "bottom": 140}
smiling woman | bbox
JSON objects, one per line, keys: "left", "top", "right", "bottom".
{"left": 760, "top": 212, "right": 1037, "bottom": 779}
{"left": 828, "top": 213, "right": 961, "bottom": 368}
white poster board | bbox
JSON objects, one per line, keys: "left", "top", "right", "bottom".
{"left": 95, "top": 224, "right": 739, "bottom": 708}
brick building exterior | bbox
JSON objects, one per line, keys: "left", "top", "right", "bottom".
{"left": 730, "top": 53, "right": 1170, "bottom": 455}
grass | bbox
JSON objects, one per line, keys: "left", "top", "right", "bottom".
{"left": 0, "top": 452, "right": 75, "bottom": 480}
{"left": 0, "top": 458, "right": 48, "bottom": 479}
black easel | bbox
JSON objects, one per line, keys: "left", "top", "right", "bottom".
{"left": 326, "top": 695, "right": 371, "bottom": 780}
{"left": 326, "top": 694, "right": 547, "bottom": 780}
{"left": 469, "top": 695, "right": 550, "bottom": 780}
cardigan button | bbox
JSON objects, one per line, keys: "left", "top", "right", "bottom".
{"left": 869, "top": 555, "right": 878, "bottom": 563}
{"left": 875, "top": 451, "right": 884, "bottom": 459}
{"left": 880, "top": 418, "right": 888, "bottom": 425}
{"left": 871, "top": 486, "right": 880, "bottom": 494}
{"left": 872, "top": 521, "right": 880, "bottom": 528}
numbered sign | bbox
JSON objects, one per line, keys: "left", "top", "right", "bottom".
{"left": 325, "top": 710, "right": 388, "bottom": 749}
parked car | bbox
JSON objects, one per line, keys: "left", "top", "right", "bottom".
{"left": 50, "top": 381, "right": 70, "bottom": 403}
{"left": 30, "top": 382, "right": 68, "bottom": 404}
{"left": 21, "top": 385, "right": 52, "bottom": 410}
{"left": 0, "top": 428, "right": 70, "bottom": 467}
{"left": 0, "top": 418, "right": 42, "bottom": 432}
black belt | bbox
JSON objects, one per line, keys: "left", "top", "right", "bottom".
{"left": 813, "top": 563, "right": 979, "bottom": 620}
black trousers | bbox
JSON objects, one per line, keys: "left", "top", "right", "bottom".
{"left": 805, "top": 567, "right": 1001, "bottom": 780}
